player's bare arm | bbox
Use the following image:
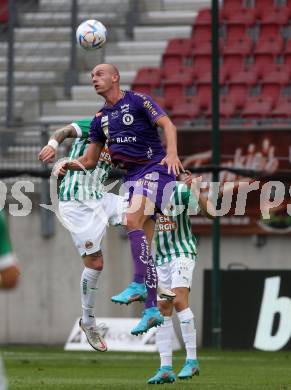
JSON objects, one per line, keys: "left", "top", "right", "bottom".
{"left": 38, "top": 124, "right": 78, "bottom": 163}
{"left": 184, "top": 172, "right": 216, "bottom": 219}
{"left": 158, "top": 116, "right": 184, "bottom": 176}
{"left": 66, "top": 142, "right": 103, "bottom": 171}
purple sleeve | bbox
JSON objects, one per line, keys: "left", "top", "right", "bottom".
{"left": 134, "top": 92, "right": 166, "bottom": 125}
{"left": 89, "top": 114, "right": 106, "bottom": 145}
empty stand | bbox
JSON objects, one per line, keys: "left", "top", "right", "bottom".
{"left": 132, "top": 67, "right": 162, "bottom": 95}
{"left": 242, "top": 96, "right": 274, "bottom": 118}
{"left": 171, "top": 97, "right": 200, "bottom": 123}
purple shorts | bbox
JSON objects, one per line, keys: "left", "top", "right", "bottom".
{"left": 124, "top": 162, "right": 176, "bottom": 214}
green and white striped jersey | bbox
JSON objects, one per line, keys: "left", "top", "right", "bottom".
{"left": 155, "top": 183, "right": 198, "bottom": 266}
{"left": 0, "top": 210, "right": 12, "bottom": 258}
{"left": 59, "top": 118, "right": 112, "bottom": 201}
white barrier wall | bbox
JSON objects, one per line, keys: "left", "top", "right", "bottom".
{"left": 0, "top": 211, "right": 290, "bottom": 346}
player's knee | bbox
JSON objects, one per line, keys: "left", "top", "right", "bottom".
{"left": 0, "top": 265, "right": 20, "bottom": 289}
{"left": 158, "top": 300, "right": 173, "bottom": 316}
{"left": 173, "top": 297, "right": 188, "bottom": 312}
{"left": 83, "top": 252, "right": 103, "bottom": 271}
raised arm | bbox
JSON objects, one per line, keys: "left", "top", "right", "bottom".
{"left": 184, "top": 172, "right": 216, "bottom": 219}
{"left": 38, "top": 124, "right": 78, "bottom": 163}
{"left": 157, "top": 116, "right": 184, "bottom": 176}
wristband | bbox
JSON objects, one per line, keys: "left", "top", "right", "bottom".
{"left": 48, "top": 139, "right": 59, "bottom": 151}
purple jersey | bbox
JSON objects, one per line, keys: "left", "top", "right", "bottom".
{"left": 89, "top": 91, "right": 166, "bottom": 171}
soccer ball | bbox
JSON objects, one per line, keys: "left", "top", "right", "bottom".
{"left": 76, "top": 20, "right": 107, "bottom": 50}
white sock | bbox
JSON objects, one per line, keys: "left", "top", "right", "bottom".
{"left": 177, "top": 308, "right": 197, "bottom": 360}
{"left": 80, "top": 267, "right": 101, "bottom": 328}
{"left": 156, "top": 316, "right": 173, "bottom": 367}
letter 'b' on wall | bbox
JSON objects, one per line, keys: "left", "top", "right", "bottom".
{"left": 254, "top": 277, "right": 291, "bottom": 351}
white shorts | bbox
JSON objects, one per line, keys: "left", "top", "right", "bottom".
{"left": 0, "top": 252, "right": 17, "bottom": 271}
{"left": 157, "top": 256, "right": 196, "bottom": 299}
{"left": 59, "top": 193, "right": 127, "bottom": 257}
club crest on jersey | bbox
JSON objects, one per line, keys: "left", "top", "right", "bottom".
{"left": 122, "top": 113, "right": 134, "bottom": 125}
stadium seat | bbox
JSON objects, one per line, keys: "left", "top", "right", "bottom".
{"left": 132, "top": 68, "right": 162, "bottom": 95}
{"left": 254, "top": 36, "right": 284, "bottom": 66}
{"left": 225, "top": 24, "right": 250, "bottom": 40}
{"left": 192, "top": 39, "right": 212, "bottom": 55}
{"left": 255, "top": 0, "right": 276, "bottom": 14}
{"left": 195, "top": 8, "right": 212, "bottom": 26}
{"left": 205, "top": 96, "right": 236, "bottom": 119}
{"left": 222, "top": 0, "right": 244, "bottom": 11}
{"left": 221, "top": 7, "right": 256, "bottom": 26}
{"left": 191, "top": 25, "right": 212, "bottom": 44}
{"left": 163, "top": 67, "right": 193, "bottom": 109}
{"left": 258, "top": 6, "right": 290, "bottom": 25}
{"left": 261, "top": 84, "right": 282, "bottom": 104}
{"left": 259, "top": 23, "right": 282, "bottom": 39}
{"left": 283, "top": 39, "right": 291, "bottom": 65}
{"left": 223, "top": 54, "right": 246, "bottom": 71}
{"left": 162, "top": 38, "right": 192, "bottom": 75}
{"left": 271, "top": 97, "right": 291, "bottom": 118}
{"left": 196, "top": 84, "right": 211, "bottom": 109}
{"left": 228, "top": 66, "right": 258, "bottom": 86}
{"left": 223, "top": 36, "right": 253, "bottom": 56}
{"left": 171, "top": 97, "right": 201, "bottom": 123}
{"left": 260, "top": 63, "right": 290, "bottom": 84}
{"left": 0, "top": 0, "right": 8, "bottom": 24}
{"left": 242, "top": 96, "right": 274, "bottom": 118}
{"left": 228, "top": 84, "right": 248, "bottom": 109}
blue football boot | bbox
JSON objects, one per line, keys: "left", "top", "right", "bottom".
{"left": 148, "top": 366, "right": 176, "bottom": 384}
{"left": 131, "top": 307, "right": 164, "bottom": 335}
{"left": 178, "top": 359, "right": 200, "bottom": 379}
{"left": 111, "top": 282, "right": 147, "bottom": 305}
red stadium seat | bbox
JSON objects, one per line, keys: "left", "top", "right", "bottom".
{"left": 196, "top": 84, "right": 211, "bottom": 109}
{"left": 132, "top": 68, "right": 162, "bottom": 95}
{"left": 261, "top": 84, "right": 282, "bottom": 104}
{"left": 0, "top": 0, "right": 8, "bottom": 24}
{"left": 225, "top": 24, "right": 249, "bottom": 40}
{"left": 192, "top": 39, "right": 212, "bottom": 55}
{"left": 162, "top": 38, "right": 192, "bottom": 75}
{"left": 195, "top": 8, "right": 212, "bottom": 25}
{"left": 259, "top": 7, "right": 290, "bottom": 25}
{"left": 205, "top": 96, "right": 236, "bottom": 118}
{"left": 221, "top": 7, "right": 256, "bottom": 26}
{"left": 259, "top": 23, "right": 282, "bottom": 39}
{"left": 254, "top": 36, "right": 284, "bottom": 66}
{"left": 242, "top": 96, "right": 273, "bottom": 118}
{"left": 223, "top": 36, "right": 253, "bottom": 56}
{"left": 223, "top": 53, "right": 246, "bottom": 71}
{"left": 260, "top": 63, "right": 290, "bottom": 84}
{"left": 272, "top": 97, "right": 291, "bottom": 118}
{"left": 163, "top": 67, "right": 193, "bottom": 109}
{"left": 191, "top": 25, "right": 212, "bottom": 44}
{"left": 228, "top": 66, "right": 258, "bottom": 86}
{"left": 283, "top": 39, "right": 291, "bottom": 65}
{"left": 228, "top": 84, "right": 248, "bottom": 108}
{"left": 255, "top": 0, "right": 276, "bottom": 14}
{"left": 171, "top": 97, "right": 201, "bottom": 123}
{"left": 222, "top": 0, "right": 244, "bottom": 11}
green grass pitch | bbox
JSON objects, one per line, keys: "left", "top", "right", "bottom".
{"left": 1, "top": 347, "right": 291, "bottom": 389}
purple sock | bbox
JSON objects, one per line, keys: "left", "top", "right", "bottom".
{"left": 128, "top": 229, "right": 149, "bottom": 284}
{"left": 145, "top": 255, "right": 158, "bottom": 308}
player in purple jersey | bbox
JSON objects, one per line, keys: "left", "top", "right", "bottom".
{"left": 59, "top": 63, "right": 183, "bottom": 335}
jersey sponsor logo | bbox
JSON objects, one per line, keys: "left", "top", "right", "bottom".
{"left": 101, "top": 115, "right": 108, "bottom": 123}
{"left": 133, "top": 92, "right": 146, "bottom": 100}
{"left": 121, "top": 104, "right": 130, "bottom": 113}
{"left": 156, "top": 215, "right": 177, "bottom": 232}
{"left": 99, "top": 146, "right": 112, "bottom": 164}
{"left": 143, "top": 100, "right": 158, "bottom": 117}
{"left": 116, "top": 136, "right": 136, "bottom": 143}
{"left": 122, "top": 113, "right": 134, "bottom": 125}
